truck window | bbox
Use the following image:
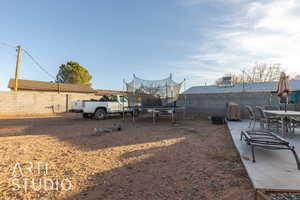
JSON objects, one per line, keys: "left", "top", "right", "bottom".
{"left": 119, "top": 96, "right": 128, "bottom": 103}
{"left": 99, "top": 96, "right": 109, "bottom": 101}
{"left": 108, "top": 95, "right": 118, "bottom": 102}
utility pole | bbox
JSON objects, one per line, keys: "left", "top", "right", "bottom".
{"left": 14, "top": 45, "right": 22, "bottom": 92}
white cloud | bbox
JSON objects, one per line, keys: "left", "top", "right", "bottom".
{"left": 180, "top": 0, "right": 241, "bottom": 6}
{"left": 174, "top": 0, "right": 300, "bottom": 87}
{"left": 247, "top": 0, "right": 300, "bottom": 33}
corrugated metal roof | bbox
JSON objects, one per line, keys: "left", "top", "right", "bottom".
{"left": 184, "top": 80, "right": 300, "bottom": 94}
{"left": 8, "top": 79, "right": 95, "bottom": 93}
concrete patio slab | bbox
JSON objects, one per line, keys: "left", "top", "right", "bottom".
{"left": 227, "top": 120, "right": 300, "bottom": 191}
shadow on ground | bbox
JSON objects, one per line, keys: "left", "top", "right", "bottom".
{"left": 61, "top": 126, "right": 253, "bottom": 200}
{"left": 0, "top": 114, "right": 185, "bottom": 151}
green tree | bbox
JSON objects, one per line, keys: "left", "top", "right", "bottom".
{"left": 56, "top": 61, "right": 92, "bottom": 86}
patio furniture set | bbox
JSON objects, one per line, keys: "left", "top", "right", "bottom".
{"left": 241, "top": 105, "right": 300, "bottom": 170}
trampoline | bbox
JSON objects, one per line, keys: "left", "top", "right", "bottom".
{"left": 123, "top": 74, "right": 186, "bottom": 123}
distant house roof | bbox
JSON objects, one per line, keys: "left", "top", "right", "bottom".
{"left": 8, "top": 79, "right": 95, "bottom": 93}
{"left": 95, "top": 89, "right": 124, "bottom": 96}
{"left": 184, "top": 80, "right": 300, "bottom": 94}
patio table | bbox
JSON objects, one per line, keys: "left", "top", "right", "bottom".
{"left": 263, "top": 110, "right": 300, "bottom": 137}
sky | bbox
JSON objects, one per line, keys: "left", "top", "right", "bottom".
{"left": 1, "top": 0, "right": 300, "bottom": 91}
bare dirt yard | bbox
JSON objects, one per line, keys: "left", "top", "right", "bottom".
{"left": 0, "top": 114, "right": 254, "bottom": 200}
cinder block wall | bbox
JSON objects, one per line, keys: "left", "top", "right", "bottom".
{"left": 0, "top": 91, "right": 98, "bottom": 116}
{"left": 177, "top": 92, "right": 273, "bottom": 118}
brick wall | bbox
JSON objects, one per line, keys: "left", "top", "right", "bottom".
{"left": 0, "top": 91, "right": 98, "bottom": 116}
{"left": 2, "top": 91, "right": 299, "bottom": 118}
{"left": 177, "top": 92, "right": 300, "bottom": 118}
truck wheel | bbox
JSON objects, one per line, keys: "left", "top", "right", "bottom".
{"left": 94, "top": 108, "right": 106, "bottom": 120}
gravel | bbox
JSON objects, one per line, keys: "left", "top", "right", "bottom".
{"left": 270, "top": 193, "right": 300, "bottom": 200}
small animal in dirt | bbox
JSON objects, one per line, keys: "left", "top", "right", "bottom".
{"left": 92, "top": 124, "right": 122, "bottom": 136}
{"left": 187, "top": 127, "right": 197, "bottom": 133}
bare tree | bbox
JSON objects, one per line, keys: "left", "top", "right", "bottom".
{"left": 244, "top": 63, "right": 282, "bottom": 83}
{"left": 290, "top": 74, "right": 300, "bottom": 80}
{"left": 215, "top": 63, "right": 285, "bottom": 85}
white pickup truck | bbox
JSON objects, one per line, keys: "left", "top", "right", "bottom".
{"left": 70, "top": 94, "right": 130, "bottom": 120}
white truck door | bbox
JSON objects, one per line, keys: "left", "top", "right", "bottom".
{"left": 118, "top": 95, "right": 128, "bottom": 111}
{"left": 107, "top": 95, "right": 119, "bottom": 112}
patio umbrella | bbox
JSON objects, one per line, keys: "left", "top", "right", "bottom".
{"left": 276, "top": 72, "right": 290, "bottom": 111}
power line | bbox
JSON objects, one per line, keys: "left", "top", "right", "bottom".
{"left": 0, "top": 42, "right": 16, "bottom": 49}
{"left": 1, "top": 43, "right": 56, "bottom": 80}
{"left": 22, "top": 48, "right": 56, "bottom": 80}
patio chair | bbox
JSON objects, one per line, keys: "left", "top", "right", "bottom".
{"left": 291, "top": 117, "right": 300, "bottom": 134}
{"left": 240, "top": 130, "right": 300, "bottom": 170}
{"left": 255, "top": 106, "right": 280, "bottom": 131}
{"left": 245, "top": 105, "right": 257, "bottom": 129}
{"left": 261, "top": 106, "right": 293, "bottom": 135}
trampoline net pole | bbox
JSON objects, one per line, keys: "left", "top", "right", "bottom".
{"left": 184, "top": 78, "right": 186, "bottom": 120}
{"left": 122, "top": 79, "right": 125, "bottom": 121}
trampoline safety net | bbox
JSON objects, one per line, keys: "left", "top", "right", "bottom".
{"left": 125, "top": 74, "right": 183, "bottom": 107}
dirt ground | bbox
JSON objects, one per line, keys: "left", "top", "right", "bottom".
{"left": 0, "top": 114, "right": 254, "bottom": 200}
